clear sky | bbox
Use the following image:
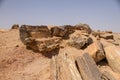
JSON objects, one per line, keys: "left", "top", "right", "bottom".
{"left": 0, "top": 0, "right": 120, "bottom": 32}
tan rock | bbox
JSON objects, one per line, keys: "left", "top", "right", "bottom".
{"left": 104, "top": 45, "right": 120, "bottom": 73}
{"left": 85, "top": 40, "right": 105, "bottom": 62}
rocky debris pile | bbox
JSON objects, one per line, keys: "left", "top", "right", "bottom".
{"left": 19, "top": 23, "right": 120, "bottom": 80}
{"left": 19, "top": 24, "right": 92, "bottom": 52}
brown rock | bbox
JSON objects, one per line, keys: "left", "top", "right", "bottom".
{"left": 50, "top": 26, "right": 65, "bottom": 37}
{"left": 62, "top": 25, "right": 75, "bottom": 38}
{"left": 11, "top": 24, "right": 19, "bottom": 29}
{"left": 75, "top": 23, "right": 92, "bottom": 34}
{"left": 67, "top": 30, "right": 93, "bottom": 49}
{"left": 19, "top": 25, "right": 51, "bottom": 44}
{"left": 85, "top": 40, "right": 105, "bottom": 62}
{"left": 26, "top": 37, "right": 61, "bottom": 52}
{"left": 100, "top": 33, "right": 114, "bottom": 39}
{"left": 76, "top": 53, "right": 103, "bottom": 80}
{"left": 104, "top": 45, "right": 120, "bottom": 74}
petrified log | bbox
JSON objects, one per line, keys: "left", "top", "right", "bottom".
{"left": 50, "top": 56, "right": 57, "bottom": 80}
{"left": 76, "top": 53, "right": 103, "bottom": 80}
{"left": 51, "top": 48, "right": 82, "bottom": 80}
{"left": 99, "top": 66, "right": 117, "bottom": 80}
{"left": 104, "top": 45, "right": 120, "bottom": 74}
{"left": 85, "top": 40, "right": 105, "bottom": 62}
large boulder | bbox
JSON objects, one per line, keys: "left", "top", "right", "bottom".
{"left": 26, "top": 37, "right": 61, "bottom": 52}
{"left": 104, "top": 45, "right": 120, "bottom": 74}
{"left": 67, "top": 30, "right": 93, "bottom": 49}
{"left": 19, "top": 25, "right": 51, "bottom": 44}
{"left": 85, "top": 40, "right": 105, "bottom": 62}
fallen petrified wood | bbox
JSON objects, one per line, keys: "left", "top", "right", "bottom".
{"left": 50, "top": 47, "right": 112, "bottom": 80}
{"left": 76, "top": 53, "right": 103, "bottom": 80}
{"left": 85, "top": 40, "right": 105, "bottom": 62}
{"left": 52, "top": 48, "right": 83, "bottom": 80}
{"left": 104, "top": 45, "right": 120, "bottom": 74}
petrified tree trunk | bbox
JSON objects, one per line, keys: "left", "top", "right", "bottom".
{"left": 104, "top": 45, "right": 120, "bottom": 74}
{"left": 76, "top": 53, "right": 103, "bottom": 80}
{"left": 85, "top": 40, "right": 105, "bottom": 62}
{"left": 50, "top": 48, "right": 82, "bottom": 80}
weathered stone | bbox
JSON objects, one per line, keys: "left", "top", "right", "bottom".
{"left": 11, "top": 24, "right": 19, "bottom": 29}
{"left": 85, "top": 40, "right": 105, "bottom": 62}
{"left": 104, "top": 45, "right": 120, "bottom": 74}
{"left": 53, "top": 48, "right": 82, "bottom": 80}
{"left": 50, "top": 26, "right": 66, "bottom": 37}
{"left": 62, "top": 25, "right": 75, "bottom": 38}
{"left": 19, "top": 25, "right": 51, "bottom": 44}
{"left": 67, "top": 30, "right": 93, "bottom": 49}
{"left": 99, "top": 66, "right": 117, "bottom": 80}
{"left": 100, "top": 33, "right": 114, "bottom": 39}
{"left": 26, "top": 37, "right": 61, "bottom": 52}
{"left": 76, "top": 53, "right": 103, "bottom": 80}
{"left": 75, "top": 24, "right": 92, "bottom": 34}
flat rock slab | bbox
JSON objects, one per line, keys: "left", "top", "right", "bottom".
{"left": 104, "top": 45, "right": 120, "bottom": 74}
{"left": 76, "top": 53, "right": 103, "bottom": 80}
{"left": 85, "top": 40, "right": 105, "bottom": 62}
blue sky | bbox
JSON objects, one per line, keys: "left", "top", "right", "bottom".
{"left": 0, "top": 0, "right": 120, "bottom": 32}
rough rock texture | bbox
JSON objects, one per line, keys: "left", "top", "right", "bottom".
{"left": 26, "top": 37, "right": 61, "bottom": 52}
{"left": 104, "top": 45, "right": 120, "bottom": 74}
{"left": 75, "top": 24, "right": 92, "bottom": 34}
{"left": 85, "top": 40, "right": 105, "bottom": 62}
{"left": 50, "top": 26, "right": 65, "bottom": 37}
{"left": 2, "top": 23, "right": 120, "bottom": 80}
{"left": 100, "top": 33, "right": 114, "bottom": 39}
{"left": 67, "top": 30, "right": 93, "bottom": 49}
{"left": 11, "top": 24, "right": 19, "bottom": 29}
{"left": 19, "top": 25, "right": 51, "bottom": 44}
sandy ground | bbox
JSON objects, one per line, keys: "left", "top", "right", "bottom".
{"left": 0, "top": 29, "right": 51, "bottom": 80}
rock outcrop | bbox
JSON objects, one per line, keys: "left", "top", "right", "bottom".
{"left": 11, "top": 24, "right": 19, "bottom": 29}
{"left": 19, "top": 25, "right": 51, "bottom": 44}
{"left": 67, "top": 30, "right": 93, "bottom": 49}
{"left": 18, "top": 23, "right": 120, "bottom": 80}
